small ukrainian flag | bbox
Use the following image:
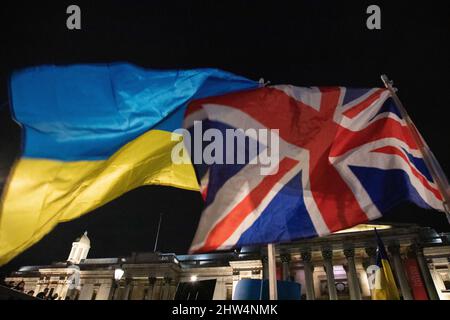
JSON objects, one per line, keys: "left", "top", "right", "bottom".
{"left": 372, "top": 229, "right": 400, "bottom": 300}
{"left": 0, "top": 63, "right": 257, "bottom": 265}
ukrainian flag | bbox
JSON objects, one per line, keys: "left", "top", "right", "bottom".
{"left": 0, "top": 63, "right": 257, "bottom": 265}
{"left": 372, "top": 229, "right": 400, "bottom": 300}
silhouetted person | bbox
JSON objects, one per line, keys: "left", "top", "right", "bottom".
{"left": 36, "top": 287, "right": 49, "bottom": 299}
{"left": 27, "top": 290, "right": 35, "bottom": 296}
{"left": 13, "top": 281, "right": 25, "bottom": 292}
{"left": 50, "top": 293, "right": 59, "bottom": 300}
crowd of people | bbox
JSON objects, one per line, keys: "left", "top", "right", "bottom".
{"left": 1, "top": 279, "right": 63, "bottom": 300}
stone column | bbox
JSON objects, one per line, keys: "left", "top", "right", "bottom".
{"left": 55, "top": 283, "right": 64, "bottom": 297}
{"left": 365, "top": 247, "right": 377, "bottom": 267}
{"left": 66, "top": 287, "right": 80, "bottom": 300}
{"left": 147, "top": 277, "right": 156, "bottom": 300}
{"left": 163, "top": 277, "right": 172, "bottom": 300}
{"left": 413, "top": 244, "right": 439, "bottom": 300}
{"left": 78, "top": 283, "right": 94, "bottom": 300}
{"left": 364, "top": 247, "right": 378, "bottom": 296}
{"left": 280, "top": 253, "right": 291, "bottom": 281}
{"left": 322, "top": 248, "right": 338, "bottom": 300}
{"left": 109, "top": 281, "right": 118, "bottom": 300}
{"left": 301, "top": 250, "right": 315, "bottom": 300}
{"left": 212, "top": 277, "right": 227, "bottom": 300}
{"left": 96, "top": 283, "right": 112, "bottom": 300}
{"left": 122, "top": 278, "right": 133, "bottom": 300}
{"left": 156, "top": 278, "right": 165, "bottom": 299}
{"left": 169, "top": 280, "right": 178, "bottom": 300}
{"left": 344, "top": 247, "right": 362, "bottom": 300}
{"left": 388, "top": 245, "right": 413, "bottom": 300}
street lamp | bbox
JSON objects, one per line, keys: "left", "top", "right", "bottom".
{"left": 111, "top": 267, "right": 124, "bottom": 300}
{"left": 114, "top": 268, "right": 124, "bottom": 282}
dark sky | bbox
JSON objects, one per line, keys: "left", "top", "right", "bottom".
{"left": 0, "top": 1, "right": 449, "bottom": 275}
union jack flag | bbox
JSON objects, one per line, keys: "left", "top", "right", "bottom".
{"left": 183, "top": 85, "right": 445, "bottom": 253}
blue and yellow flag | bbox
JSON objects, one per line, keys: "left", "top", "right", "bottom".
{"left": 0, "top": 63, "right": 257, "bottom": 265}
{"left": 372, "top": 229, "right": 400, "bottom": 300}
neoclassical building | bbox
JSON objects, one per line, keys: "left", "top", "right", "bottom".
{"left": 5, "top": 223, "right": 450, "bottom": 300}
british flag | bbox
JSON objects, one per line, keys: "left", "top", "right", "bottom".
{"left": 183, "top": 85, "right": 445, "bottom": 253}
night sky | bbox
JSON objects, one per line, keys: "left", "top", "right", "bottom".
{"left": 0, "top": 1, "right": 449, "bottom": 275}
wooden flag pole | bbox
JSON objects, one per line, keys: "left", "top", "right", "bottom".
{"left": 267, "top": 243, "right": 278, "bottom": 300}
{"left": 381, "top": 75, "right": 450, "bottom": 223}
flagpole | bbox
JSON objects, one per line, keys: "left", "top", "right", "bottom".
{"left": 381, "top": 75, "right": 450, "bottom": 223}
{"left": 267, "top": 243, "right": 278, "bottom": 300}
{"left": 153, "top": 212, "right": 163, "bottom": 252}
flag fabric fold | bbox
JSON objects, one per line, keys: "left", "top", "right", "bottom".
{"left": 185, "top": 85, "right": 445, "bottom": 253}
{"left": 0, "top": 63, "right": 258, "bottom": 265}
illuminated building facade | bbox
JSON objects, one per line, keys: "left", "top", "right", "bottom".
{"left": 5, "top": 223, "right": 450, "bottom": 300}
